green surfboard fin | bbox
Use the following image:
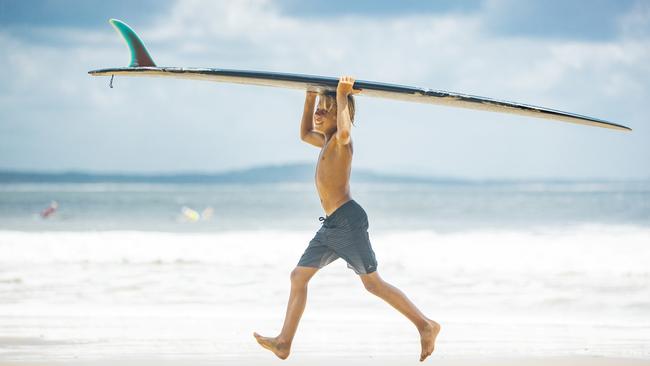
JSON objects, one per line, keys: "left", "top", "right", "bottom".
{"left": 109, "top": 18, "right": 156, "bottom": 67}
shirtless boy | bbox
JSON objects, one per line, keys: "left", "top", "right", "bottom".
{"left": 254, "top": 76, "right": 440, "bottom": 362}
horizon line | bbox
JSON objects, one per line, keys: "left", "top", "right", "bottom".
{"left": 0, "top": 162, "right": 648, "bottom": 183}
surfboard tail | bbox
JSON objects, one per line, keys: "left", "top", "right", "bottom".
{"left": 109, "top": 18, "right": 156, "bottom": 67}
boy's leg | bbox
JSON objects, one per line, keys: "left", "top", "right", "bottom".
{"left": 254, "top": 265, "right": 319, "bottom": 359}
{"left": 360, "top": 271, "right": 440, "bottom": 362}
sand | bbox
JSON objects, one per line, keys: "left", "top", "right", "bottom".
{"left": 2, "top": 355, "right": 650, "bottom": 366}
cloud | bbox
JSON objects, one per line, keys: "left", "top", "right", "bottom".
{"left": 617, "top": 0, "right": 650, "bottom": 39}
{"left": 481, "top": 0, "right": 637, "bottom": 40}
{"left": 0, "top": 0, "right": 648, "bottom": 179}
{"left": 274, "top": 0, "right": 481, "bottom": 18}
{"left": 0, "top": 0, "right": 163, "bottom": 28}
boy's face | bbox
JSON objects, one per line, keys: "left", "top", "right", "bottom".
{"left": 313, "top": 95, "right": 337, "bottom": 132}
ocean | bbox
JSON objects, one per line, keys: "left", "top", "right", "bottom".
{"left": 1, "top": 180, "right": 648, "bottom": 232}
{"left": 1, "top": 179, "right": 649, "bottom": 361}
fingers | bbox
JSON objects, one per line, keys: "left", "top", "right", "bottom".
{"left": 339, "top": 75, "right": 355, "bottom": 84}
{"left": 339, "top": 75, "right": 361, "bottom": 94}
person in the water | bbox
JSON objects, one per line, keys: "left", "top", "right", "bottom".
{"left": 254, "top": 76, "right": 440, "bottom": 362}
{"left": 40, "top": 201, "right": 58, "bottom": 218}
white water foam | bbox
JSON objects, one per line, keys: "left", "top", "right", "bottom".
{"left": 0, "top": 226, "right": 649, "bottom": 360}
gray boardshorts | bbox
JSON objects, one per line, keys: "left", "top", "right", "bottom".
{"left": 297, "top": 200, "right": 378, "bottom": 275}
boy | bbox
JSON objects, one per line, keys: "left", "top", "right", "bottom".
{"left": 254, "top": 76, "right": 440, "bottom": 362}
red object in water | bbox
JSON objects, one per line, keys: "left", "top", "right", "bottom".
{"left": 40, "top": 202, "right": 58, "bottom": 218}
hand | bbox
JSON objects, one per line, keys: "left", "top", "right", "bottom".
{"left": 305, "top": 90, "right": 318, "bottom": 105}
{"left": 336, "top": 75, "right": 361, "bottom": 97}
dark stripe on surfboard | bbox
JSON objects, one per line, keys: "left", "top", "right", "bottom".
{"left": 88, "top": 66, "right": 631, "bottom": 132}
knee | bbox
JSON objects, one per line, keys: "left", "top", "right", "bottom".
{"left": 362, "top": 277, "right": 384, "bottom": 294}
{"left": 290, "top": 268, "right": 311, "bottom": 288}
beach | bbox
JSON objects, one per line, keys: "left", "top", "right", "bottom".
{"left": 0, "top": 181, "right": 649, "bottom": 364}
{"left": 1, "top": 356, "right": 650, "bottom": 366}
{"left": 3, "top": 0, "right": 650, "bottom": 363}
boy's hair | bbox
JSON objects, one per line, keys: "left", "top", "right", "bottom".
{"left": 321, "top": 91, "right": 356, "bottom": 125}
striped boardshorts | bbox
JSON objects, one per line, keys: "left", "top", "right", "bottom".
{"left": 297, "top": 200, "right": 378, "bottom": 275}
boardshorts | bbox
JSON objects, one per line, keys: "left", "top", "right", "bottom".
{"left": 297, "top": 200, "right": 378, "bottom": 275}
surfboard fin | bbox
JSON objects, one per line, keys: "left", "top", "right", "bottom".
{"left": 109, "top": 18, "right": 156, "bottom": 67}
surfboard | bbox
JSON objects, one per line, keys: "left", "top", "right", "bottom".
{"left": 88, "top": 19, "right": 631, "bottom": 132}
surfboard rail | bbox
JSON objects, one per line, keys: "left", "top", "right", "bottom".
{"left": 89, "top": 19, "right": 631, "bottom": 132}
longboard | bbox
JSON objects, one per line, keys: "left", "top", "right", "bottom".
{"left": 88, "top": 19, "right": 631, "bottom": 132}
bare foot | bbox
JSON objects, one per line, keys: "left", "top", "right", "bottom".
{"left": 253, "top": 332, "right": 291, "bottom": 360}
{"left": 418, "top": 319, "right": 440, "bottom": 362}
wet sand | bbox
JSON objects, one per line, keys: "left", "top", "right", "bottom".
{"left": 2, "top": 356, "right": 650, "bottom": 366}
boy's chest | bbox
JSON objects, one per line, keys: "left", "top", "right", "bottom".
{"left": 318, "top": 139, "right": 353, "bottom": 163}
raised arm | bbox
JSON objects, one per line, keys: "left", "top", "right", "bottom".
{"left": 336, "top": 76, "right": 359, "bottom": 145}
{"left": 300, "top": 91, "right": 325, "bottom": 148}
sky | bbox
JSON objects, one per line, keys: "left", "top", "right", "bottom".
{"left": 0, "top": 0, "right": 648, "bottom": 180}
